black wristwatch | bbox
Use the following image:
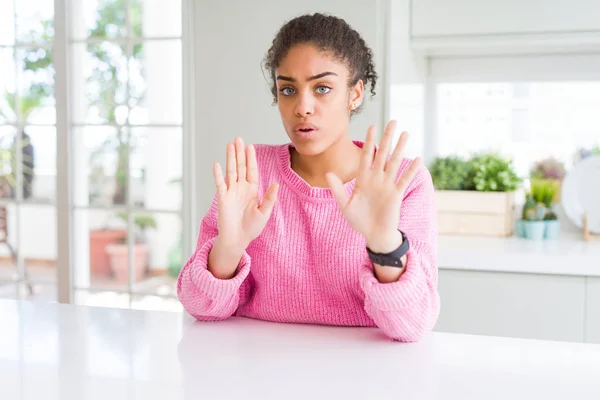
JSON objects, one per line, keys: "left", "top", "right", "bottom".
{"left": 366, "top": 230, "right": 410, "bottom": 268}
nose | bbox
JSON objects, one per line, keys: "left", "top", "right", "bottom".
{"left": 294, "top": 92, "right": 315, "bottom": 117}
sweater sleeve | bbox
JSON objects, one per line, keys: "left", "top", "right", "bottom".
{"left": 177, "top": 194, "right": 254, "bottom": 321}
{"left": 359, "top": 165, "right": 440, "bottom": 342}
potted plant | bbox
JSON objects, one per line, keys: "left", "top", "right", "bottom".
{"left": 430, "top": 153, "right": 522, "bottom": 237}
{"left": 516, "top": 179, "right": 561, "bottom": 240}
{"left": 530, "top": 157, "right": 566, "bottom": 203}
{"left": 518, "top": 193, "right": 546, "bottom": 240}
{"left": 105, "top": 212, "right": 157, "bottom": 283}
{"left": 533, "top": 178, "right": 561, "bottom": 239}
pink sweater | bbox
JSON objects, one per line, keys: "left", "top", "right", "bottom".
{"left": 177, "top": 140, "right": 440, "bottom": 342}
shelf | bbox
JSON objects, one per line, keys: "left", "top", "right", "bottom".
{"left": 439, "top": 233, "right": 600, "bottom": 277}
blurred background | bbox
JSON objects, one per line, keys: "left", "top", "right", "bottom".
{"left": 1, "top": 0, "right": 599, "bottom": 343}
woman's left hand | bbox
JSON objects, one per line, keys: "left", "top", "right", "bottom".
{"left": 325, "top": 120, "right": 423, "bottom": 255}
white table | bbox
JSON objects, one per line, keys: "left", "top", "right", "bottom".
{"left": 1, "top": 300, "right": 600, "bottom": 400}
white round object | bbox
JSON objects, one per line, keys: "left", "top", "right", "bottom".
{"left": 561, "top": 155, "right": 600, "bottom": 233}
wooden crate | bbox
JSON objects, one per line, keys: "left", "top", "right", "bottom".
{"left": 435, "top": 190, "right": 516, "bottom": 237}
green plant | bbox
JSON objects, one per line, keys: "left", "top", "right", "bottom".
{"left": 429, "top": 156, "right": 470, "bottom": 190}
{"left": 114, "top": 212, "right": 157, "bottom": 243}
{"left": 522, "top": 193, "right": 539, "bottom": 221}
{"left": 543, "top": 211, "right": 558, "bottom": 221}
{"left": 530, "top": 157, "right": 566, "bottom": 181}
{"left": 465, "top": 153, "right": 522, "bottom": 192}
{"left": 531, "top": 179, "right": 560, "bottom": 208}
{"left": 87, "top": 0, "right": 145, "bottom": 205}
{"left": 0, "top": 19, "right": 52, "bottom": 199}
{"left": 0, "top": 129, "right": 36, "bottom": 200}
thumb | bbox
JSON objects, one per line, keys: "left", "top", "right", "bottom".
{"left": 258, "top": 183, "right": 279, "bottom": 216}
{"left": 325, "top": 172, "right": 350, "bottom": 209}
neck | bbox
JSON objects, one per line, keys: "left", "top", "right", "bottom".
{"left": 290, "top": 136, "right": 362, "bottom": 187}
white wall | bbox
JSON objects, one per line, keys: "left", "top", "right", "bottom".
{"left": 193, "top": 0, "right": 388, "bottom": 219}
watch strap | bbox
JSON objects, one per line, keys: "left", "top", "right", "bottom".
{"left": 366, "top": 230, "right": 410, "bottom": 268}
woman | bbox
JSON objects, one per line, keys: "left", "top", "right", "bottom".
{"left": 177, "top": 13, "right": 439, "bottom": 342}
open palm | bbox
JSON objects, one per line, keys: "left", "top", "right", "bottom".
{"left": 213, "top": 137, "right": 279, "bottom": 250}
{"left": 325, "top": 121, "right": 422, "bottom": 247}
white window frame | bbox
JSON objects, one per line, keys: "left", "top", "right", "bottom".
{"left": 53, "top": 0, "right": 196, "bottom": 304}
{"left": 421, "top": 53, "right": 600, "bottom": 164}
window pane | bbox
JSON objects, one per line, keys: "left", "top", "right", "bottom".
{"left": 436, "top": 82, "right": 600, "bottom": 177}
{"left": 132, "top": 0, "right": 182, "bottom": 37}
{"left": 72, "top": 0, "right": 128, "bottom": 40}
{"left": 73, "top": 209, "right": 129, "bottom": 291}
{"left": 0, "top": 49, "right": 17, "bottom": 124}
{"left": 23, "top": 126, "right": 55, "bottom": 203}
{"left": 76, "top": 126, "right": 129, "bottom": 207}
{"left": 72, "top": 42, "right": 128, "bottom": 124}
{"left": 17, "top": 47, "right": 55, "bottom": 125}
{"left": 0, "top": 126, "right": 17, "bottom": 199}
{"left": 15, "top": 0, "right": 53, "bottom": 45}
{"left": 130, "top": 127, "right": 182, "bottom": 211}
{"left": 128, "top": 40, "right": 182, "bottom": 125}
{"left": 131, "top": 211, "right": 181, "bottom": 296}
{"left": 0, "top": 1, "right": 15, "bottom": 45}
{"left": 19, "top": 204, "right": 56, "bottom": 286}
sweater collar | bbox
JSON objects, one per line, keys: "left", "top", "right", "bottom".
{"left": 276, "top": 140, "right": 365, "bottom": 199}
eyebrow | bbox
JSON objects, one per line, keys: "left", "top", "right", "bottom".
{"left": 276, "top": 71, "right": 338, "bottom": 82}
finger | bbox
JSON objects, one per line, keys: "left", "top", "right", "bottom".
{"left": 325, "top": 172, "right": 350, "bottom": 209}
{"left": 235, "top": 137, "right": 246, "bottom": 182}
{"left": 213, "top": 162, "right": 227, "bottom": 198}
{"left": 259, "top": 183, "right": 279, "bottom": 216}
{"left": 226, "top": 142, "right": 237, "bottom": 188}
{"left": 246, "top": 144, "right": 259, "bottom": 184}
{"left": 396, "top": 157, "right": 423, "bottom": 193}
{"left": 374, "top": 120, "right": 397, "bottom": 171}
{"left": 386, "top": 131, "right": 409, "bottom": 180}
{"left": 358, "top": 126, "right": 377, "bottom": 173}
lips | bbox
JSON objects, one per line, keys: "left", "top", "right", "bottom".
{"left": 293, "top": 122, "right": 318, "bottom": 137}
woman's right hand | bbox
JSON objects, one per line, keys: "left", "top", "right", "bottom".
{"left": 209, "top": 137, "right": 279, "bottom": 278}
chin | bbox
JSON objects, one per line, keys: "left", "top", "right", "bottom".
{"left": 289, "top": 137, "right": 329, "bottom": 156}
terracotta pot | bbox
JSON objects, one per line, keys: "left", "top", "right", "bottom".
{"left": 105, "top": 242, "right": 149, "bottom": 283}
{"left": 89, "top": 229, "right": 127, "bottom": 277}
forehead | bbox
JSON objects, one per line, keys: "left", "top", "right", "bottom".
{"left": 276, "top": 43, "right": 348, "bottom": 79}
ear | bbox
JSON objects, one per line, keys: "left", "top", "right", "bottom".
{"left": 348, "top": 79, "right": 364, "bottom": 111}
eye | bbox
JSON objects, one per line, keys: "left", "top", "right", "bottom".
{"left": 316, "top": 86, "right": 331, "bottom": 94}
{"left": 279, "top": 87, "right": 295, "bottom": 96}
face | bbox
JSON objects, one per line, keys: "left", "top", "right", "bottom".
{"left": 274, "top": 43, "right": 363, "bottom": 155}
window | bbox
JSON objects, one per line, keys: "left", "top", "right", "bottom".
{"left": 0, "top": 0, "right": 57, "bottom": 300}
{"left": 0, "top": 0, "right": 187, "bottom": 311}
{"left": 70, "top": 0, "right": 184, "bottom": 311}
{"left": 390, "top": 55, "right": 600, "bottom": 180}
{"left": 436, "top": 82, "right": 600, "bottom": 177}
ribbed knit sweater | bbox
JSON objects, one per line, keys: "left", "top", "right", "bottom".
{"left": 177, "top": 140, "right": 440, "bottom": 342}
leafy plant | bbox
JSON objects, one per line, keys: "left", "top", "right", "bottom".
{"left": 531, "top": 179, "right": 560, "bottom": 208}
{"left": 464, "top": 153, "right": 522, "bottom": 192}
{"left": 429, "top": 156, "right": 470, "bottom": 190}
{"left": 114, "top": 212, "right": 157, "bottom": 243}
{"left": 522, "top": 193, "right": 540, "bottom": 221}
{"left": 0, "top": 18, "right": 53, "bottom": 200}
{"left": 87, "top": 0, "right": 145, "bottom": 205}
{"left": 530, "top": 157, "right": 566, "bottom": 181}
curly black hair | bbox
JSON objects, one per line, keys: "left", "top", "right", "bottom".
{"left": 263, "top": 13, "right": 378, "bottom": 115}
